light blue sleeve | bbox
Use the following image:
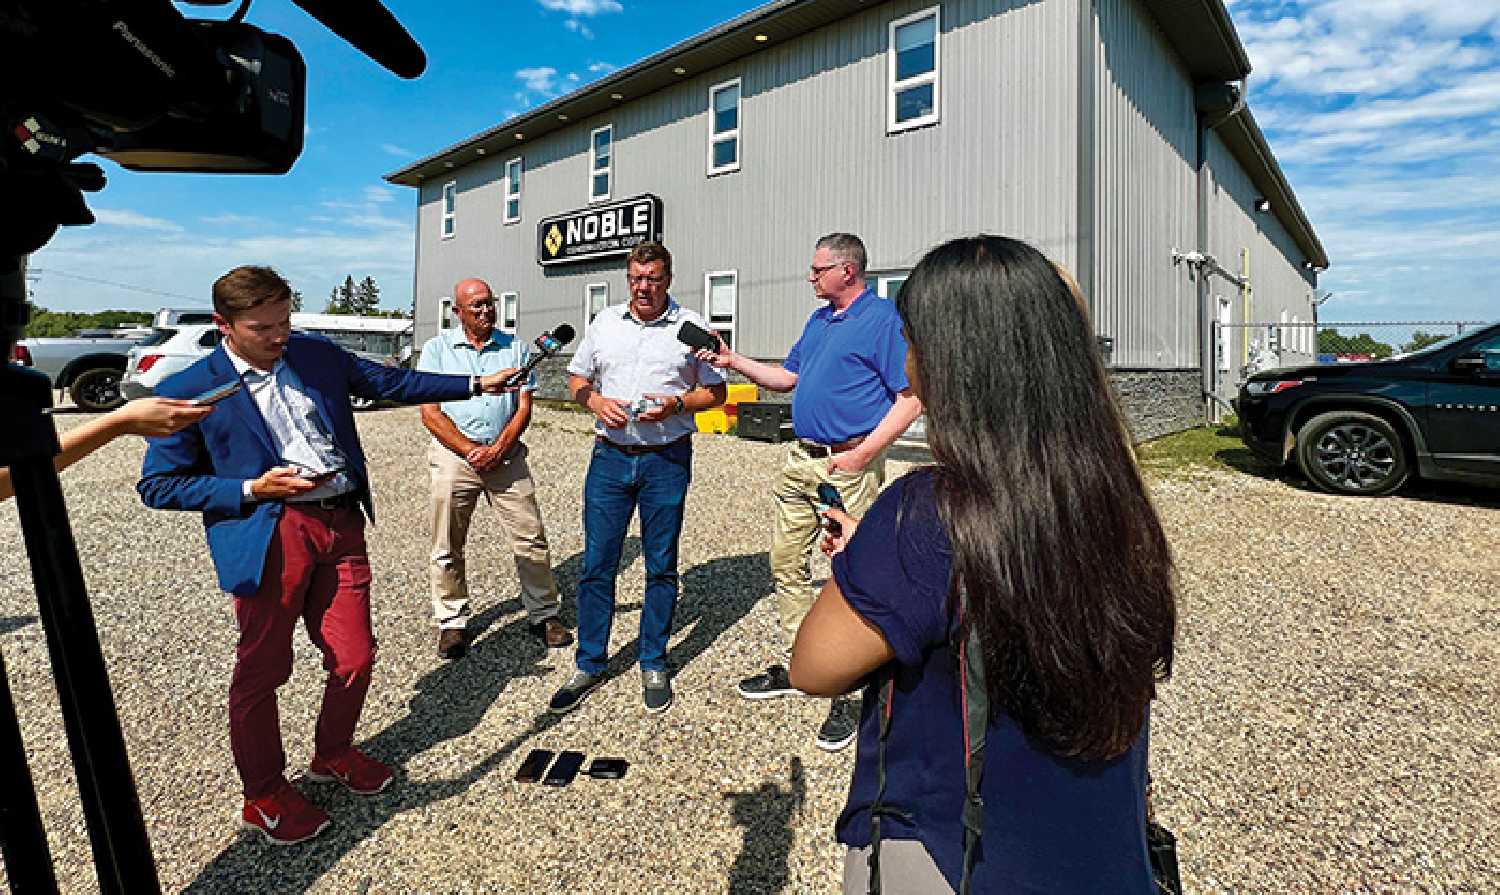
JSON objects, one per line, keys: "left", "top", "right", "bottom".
{"left": 417, "top": 337, "right": 444, "bottom": 373}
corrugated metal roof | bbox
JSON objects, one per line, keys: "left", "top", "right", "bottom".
{"left": 384, "top": 0, "right": 1255, "bottom": 187}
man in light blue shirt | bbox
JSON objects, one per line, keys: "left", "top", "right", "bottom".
{"left": 417, "top": 277, "right": 570, "bottom": 660}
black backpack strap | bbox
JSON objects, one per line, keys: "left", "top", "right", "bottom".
{"left": 866, "top": 672, "right": 907, "bottom": 894}
{"left": 957, "top": 579, "right": 988, "bottom": 895}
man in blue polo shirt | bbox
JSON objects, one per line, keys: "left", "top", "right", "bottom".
{"left": 697, "top": 232, "right": 922, "bottom": 751}
{"left": 417, "top": 277, "right": 570, "bottom": 661}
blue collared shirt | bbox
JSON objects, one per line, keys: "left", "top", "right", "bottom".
{"left": 416, "top": 329, "right": 532, "bottom": 443}
{"left": 784, "top": 290, "right": 910, "bottom": 444}
{"left": 567, "top": 299, "right": 725, "bottom": 445}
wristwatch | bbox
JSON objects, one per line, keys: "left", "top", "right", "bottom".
{"left": 673, "top": 395, "right": 685, "bottom": 415}
{"left": 471, "top": 375, "right": 483, "bottom": 396}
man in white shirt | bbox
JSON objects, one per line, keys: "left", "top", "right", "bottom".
{"left": 548, "top": 241, "right": 727, "bottom": 715}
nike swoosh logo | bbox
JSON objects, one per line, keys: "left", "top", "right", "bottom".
{"left": 255, "top": 806, "right": 281, "bottom": 830}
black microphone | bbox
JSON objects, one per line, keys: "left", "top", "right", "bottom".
{"left": 504, "top": 324, "right": 575, "bottom": 388}
{"left": 676, "top": 319, "right": 720, "bottom": 353}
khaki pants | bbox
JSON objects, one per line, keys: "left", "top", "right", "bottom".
{"left": 770, "top": 442, "right": 885, "bottom": 647}
{"left": 427, "top": 440, "right": 559, "bottom": 629}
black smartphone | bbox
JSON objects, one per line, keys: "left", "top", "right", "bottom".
{"left": 586, "top": 757, "right": 629, "bottom": 780}
{"left": 514, "top": 748, "right": 555, "bottom": 783}
{"left": 192, "top": 380, "right": 242, "bottom": 405}
{"left": 815, "top": 482, "right": 845, "bottom": 535}
{"left": 542, "top": 750, "right": 586, "bottom": 787}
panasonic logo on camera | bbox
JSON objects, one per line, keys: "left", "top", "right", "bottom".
{"left": 112, "top": 21, "right": 176, "bottom": 79}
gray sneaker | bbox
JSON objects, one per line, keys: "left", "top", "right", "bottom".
{"left": 549, "top": 670, "right": 601, "bottom": 715}
{"left": 736, "top": 664, "right": 801, "bottom": 700}
{"left": 642, "top": 670, "right": 673, "bottom": 714}
{"left": 814, "top": 696, "right": 859, "bottom": 752}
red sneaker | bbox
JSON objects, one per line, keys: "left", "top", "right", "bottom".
{"left": 241, "top": 783, "right": 331, "bottom": 846}
{"left": 306, "top": 747, "right": 393, "bottom": 795}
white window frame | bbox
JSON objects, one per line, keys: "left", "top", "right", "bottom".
{"left": 887, "top": 6, "right": 941, "bottom": 134}
{"left": 440, "top": 181, "right": 457, "bottom": 239}
{"left": 589, "top": 125, "right": 613, "bottom": 203}
{"left": 704, "top": 270, "right": 738, "bottom": 348}
{"left": 866, "top": 272, "right": 909, "bottom": 300}
{"left": 503, "top": 158, "right": 522, "bottom": 225}
{"left": 707, "top": 78, "right": 742, "bottom": 176}
{"left": 500, "top": 291, "right": 519, "bottom": 335}
{"left": 584, "top": 282, "right": 610, "bottom": 327}
{"left": 438, "top": 296, "right": 454, "bottom": 330}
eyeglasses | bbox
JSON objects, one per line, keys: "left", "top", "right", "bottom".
{"left": 463, "top": 299, "right": 496, "bottom": 311}
{"left": 809, "top": 262, "right": 846, "bottom": 277}
{"left": 626, "top": 274, "right": 667, "bottom": 286}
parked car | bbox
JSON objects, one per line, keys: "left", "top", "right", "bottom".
{"left": 12, "top": 331, "right": 148, "bottom": 412}
{"left": 121, "top": 324, "right": 222, "bottom": 400}
{"left": 122, "top": 315, "right": 414, "bottom": 410}
{"left": 1236, "top": 322, "right": 1500, "bottom": 496}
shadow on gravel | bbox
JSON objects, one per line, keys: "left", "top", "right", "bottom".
{"left": 1217, "top": 447, "right": 1500, "bottom": 509}
{"left": 723, "top": 755, "right": 806, "bottom": 895}
{"left": 183, "top": 546, "right": 769, "bottom": 893}
{"left": 0, "top": 615, "right": 37, "bottom": 636}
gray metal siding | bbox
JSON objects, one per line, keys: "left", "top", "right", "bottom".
{"left": 411, "top": 0, "right": 1079, "bottom": 358}
{"left": 1204, "top": 129, "right": 1318, "bottom": 372}
{"left": 1091, "top": 0, "right": 1198, "bottom": 369}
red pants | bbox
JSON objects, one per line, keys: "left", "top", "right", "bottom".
{"left": 228, "top": 505, "right": 376, "bottom": 799}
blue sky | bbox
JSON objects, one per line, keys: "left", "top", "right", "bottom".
{"left": 28, "top": 0, "right": 1500, "bottom": 325}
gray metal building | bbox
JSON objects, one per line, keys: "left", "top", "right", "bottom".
{"left": 387, "top": 0, "right": 1328, "bottom": 440}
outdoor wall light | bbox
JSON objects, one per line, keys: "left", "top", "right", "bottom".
{"left": 673, "top": 66, "right": 687, "bottom": 74}
{"left": 754, "top": 34, "right": 769, "bottom": 41}
{"left": 610, "top": 92, "right": 624, "bottom": 100}
{"left": 1255, "top": 197, "right": 1271, "bottom": 213}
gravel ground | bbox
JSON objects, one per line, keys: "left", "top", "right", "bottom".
{"left": 0, "top": 405, "right": 1496, "bottom": 893}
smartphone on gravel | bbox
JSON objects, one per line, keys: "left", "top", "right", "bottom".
{"left": 515, "top": 749, "right": 554, "bottom": 783}
{"left": 542, "top": 751, "right": 586, "bottom": 787}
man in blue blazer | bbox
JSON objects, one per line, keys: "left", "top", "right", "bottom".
{"left": 139, "top": 265, "right": 518, "bottom": 845}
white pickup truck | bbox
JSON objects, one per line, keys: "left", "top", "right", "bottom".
{"left": 11, "top": 332, "right": 148, "bottom": 412}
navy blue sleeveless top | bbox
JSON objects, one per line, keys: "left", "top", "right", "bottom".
{"left": 831, "top": 468, "right": 1155, "bottom": 893}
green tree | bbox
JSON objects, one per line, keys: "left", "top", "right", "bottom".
{"left": 1317, "top": 329, "right": 1393, "bottom": 359}
{"left": 326, "top": 276, "right": 357, "bottom": 314}
{"left": 23, "top": 308, "right": 151, "bottom": 338}
{"left": 1403, "top": 330, "right": 1446, "bottom": 352}
{"left": 290, "top": 289, "right": 304, "bottom": 312}
{"left": 352, "top": 276, "right": 381, "bottom": 316}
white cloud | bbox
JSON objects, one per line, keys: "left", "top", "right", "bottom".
{"left": 515, "top": 66, "right": 560, "bottom": 95}
{"left": 363, "top": 185, "right": 398, "bottom": 205}
{"left": 92, "top": 209, "right": 183, "bottom": 233}
{"left": 537, "top": 0, "right": 622, "bottom": 15}
{"left": 588, "top": 61, "right": 617, "bottom": 74}
{"left": 563, "top": 19, "right": 595, "bottom": 39}
{"left": 379, "top": 142, "right": 414, "bottom": 158}
{"left": 200, "top": 213, "right": 266, "bottom": 227}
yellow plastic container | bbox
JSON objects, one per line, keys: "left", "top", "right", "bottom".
{"left": 725, "top": 383, "right": 759, "bottom": 406}
{"left": 695, "top": 408, "right": 731, "bottom": 434}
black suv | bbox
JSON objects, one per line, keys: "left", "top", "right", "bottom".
{"left": 1236, "top": 322, "right": 1500, "bottom": 496}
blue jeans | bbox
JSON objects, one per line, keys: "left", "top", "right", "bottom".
{"left": 576, "top": 437, "right": 692, "bottom": 674}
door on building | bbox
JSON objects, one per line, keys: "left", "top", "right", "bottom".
{"left": 1424, "top": 330, "right": 1500, "bottom": 477}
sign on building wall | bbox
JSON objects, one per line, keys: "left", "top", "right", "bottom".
{"left": 536, "top": 194, "right": 663, "bottom": 266}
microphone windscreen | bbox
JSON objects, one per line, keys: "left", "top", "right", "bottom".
{"left": 676, "top": 320, "right": 719, "bottom": 353}
{"left": 552, "top": 323, "right": 576, "bottom": 346}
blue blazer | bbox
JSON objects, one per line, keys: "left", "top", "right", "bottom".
{"left": 138, "top": 333, "right": 472, "bottom": 597}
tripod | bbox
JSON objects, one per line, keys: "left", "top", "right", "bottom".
{"left": 0, "top": 258, "right": 160, "bottom": 893}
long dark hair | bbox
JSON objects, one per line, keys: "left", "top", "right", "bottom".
{"left": 895, "top": 236, "right": 1176, "bottom": 762}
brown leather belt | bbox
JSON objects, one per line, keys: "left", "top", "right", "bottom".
{"left": 289, "top": 491, "right": 360, "bottom": 511}
{"left": 597, "top": 435, "right": 691, "bottom": 456}
{"left": 795, "top": 435, "right": 866, "bottom": 458}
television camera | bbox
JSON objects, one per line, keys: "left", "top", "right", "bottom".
{"left": 0, "top": 3, "right": 424, "bottom": 891}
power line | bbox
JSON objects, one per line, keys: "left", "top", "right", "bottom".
{"left": 26, "top": 268, "right": 209, "bottom": 306}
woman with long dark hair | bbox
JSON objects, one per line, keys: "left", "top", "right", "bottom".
{"left": 789, "top": 235, "right": 1176, "bottom": 893}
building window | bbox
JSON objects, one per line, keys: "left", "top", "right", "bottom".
{"left": 590, "top": 125, "right": 612, "bottom": 202}
{"left": 439, "top": 297, "right": 454, "bottom": 330}
{"left": 503, "top": 158, "right": 522, "bottom": 224}
{"left": 705, "top": 271, "right": 737, "bottom": 349}
{"left": 865, "top": 272, "right": 909, "bottom": 300}
{"left": 441, "top": 181, "right": 456, "bottom": 239}
{"left": 585, "top": 282, "right": 609, "bottom": 325}
{"left": 888, "top": 7, "right": 940, "bottom": 133}
{"left": 708, "top": 79, "right": 741, "bottom": 175}
{"left": 501, "top": 292, "right": 518, "bottom": 334}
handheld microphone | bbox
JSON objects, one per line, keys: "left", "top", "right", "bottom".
{"left": 676, "top": 320, "right": 720, "bottom": 353}
{"left": 503, "top": 324, "right": 576, "bottom": 388}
